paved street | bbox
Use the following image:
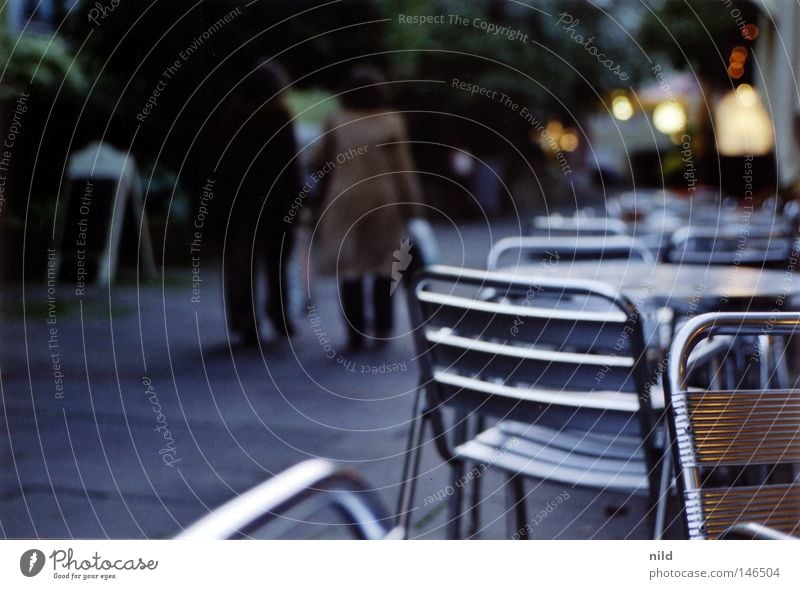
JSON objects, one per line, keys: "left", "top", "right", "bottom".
{"left": 0, "top": 220, "right": 676, "bottom": 539}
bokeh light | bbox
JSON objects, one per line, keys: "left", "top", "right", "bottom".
{"left": 559, "top": 131, "right": 580, "bottom": 152}
{"left": 652, "top": 101, "right": 687, "bottom": 135}
{"left": 612, "top": 95, "right": 634, "bottom": 121}
{"left": 715, "top": 84, "right": 774, "bottom": 156}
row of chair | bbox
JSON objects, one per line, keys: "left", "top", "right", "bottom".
{"left": 529, "top": 215, "right": 798, "bottom": 268}
{"left": 395, "top": 266, "right": 799, "bottom": 540}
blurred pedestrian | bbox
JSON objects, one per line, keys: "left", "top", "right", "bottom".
{"left": 217, "top": 61, "right": 300, "bottom": 345}
{"left": 315, "top": 65, "right": 423, "bottom": 350}
{"left": 467, "top": 104, "right": 509, "bottom": 217}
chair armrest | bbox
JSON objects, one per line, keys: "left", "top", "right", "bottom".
{"left": 720, "top": 523, "right": 799, "bottom": 540}
{"left": 176, "top": 459, "right": 397, "bottom": 540}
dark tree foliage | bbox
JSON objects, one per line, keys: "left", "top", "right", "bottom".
{"left": 639, "top": 0, "right": 761, "bottom": 89}
{"left": 65, "top": 0, "right": 388, "bottom": 191}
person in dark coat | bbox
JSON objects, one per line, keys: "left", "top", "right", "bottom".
{"left": 217, "top": 61, "right": 300, "bottom": 345}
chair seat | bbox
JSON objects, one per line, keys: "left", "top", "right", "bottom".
{"left": 454, "top": 420, "right": 652, "bottom": 494}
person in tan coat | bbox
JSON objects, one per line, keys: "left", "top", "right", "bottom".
{"left": 314, "top": 65, "right": 422, "bottom": 350}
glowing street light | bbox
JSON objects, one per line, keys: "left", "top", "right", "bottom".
{"left": 652, "top": 100, "right": 687, "bottom": 135}
{"left": 611, "top": 95, "right": 634, "bottom": 121}
{"left": 715, "top": 84, "right": 774, "bottom": 156}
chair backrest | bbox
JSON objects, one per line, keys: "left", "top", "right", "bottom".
{"left": 487, "top": 235, "right": 653, "bottom": 270}
{"left": 667, "top": 226, "right": 793, "bottom": 266}
{"left": 411, "top": 265, "right": 656, "bottom": 438}
{"left": 529, "top": 216, "right": 629, "bottom": 238}
{"left": 177, "top": 459, "right": 397, "bottom": 539}
{"left": 667, "top": 312, "right": 800, "bottom": 540}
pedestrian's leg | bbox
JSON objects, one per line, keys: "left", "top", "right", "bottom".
{"left": 266, "top": 235, "right": 294, "bottom": 338}
{"left": 226, "top": 232, "right": 259, "bottom": 345}
{"left": 223, "top": 251, "right": 242, "bottom": 334}
{"left": 340, "top": 277, "right": 365, "bottom": 350}
{"left": 373, "top": 274, "right": 393, "bottom": 339}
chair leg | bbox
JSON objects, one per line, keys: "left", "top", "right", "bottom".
{"left": 771, "top": 335, "right": 790, "bottom": 389}
{"left": 653, "top": 445, "right": 673, "bottom": 540}
{"left": 446, "top": 416, "right": 469, "bottom": 540}
{"left": 506, "top": 474, "right": 528, "bottom": 539}
{"left": 447, "top": 462, "right": 465, "bottom": 540}
{"left": 466, "top": 416, "right": 485, "bottom": 539}
{"left": 467, "top": 460, "right": 483, "bottom": 538}
{"left": 396, "top": 390, "right": 427, "bottom": 537}
{"left": 758, "top": 335, "right": 772, "bottom": 389}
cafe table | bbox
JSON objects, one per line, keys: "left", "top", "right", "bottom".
{"left": 505, "top": 259, "right": 799, "bottom": 317}
{"left": 503, "top": 259, "right": 800, "bottom": 390}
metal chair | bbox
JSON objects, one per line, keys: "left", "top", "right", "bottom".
{"left": 397, "top": 265, "right": 670, "bottom": 539}
{"left": 667, "top": 226, "right": 794, "bottom": 268}
{"left": 487, "top": 235, "right": 654, "bottom": 271}
{"left": 178, "top": 459, "right": 399, "bottom": 539}
{"left": 667, "top": 312, "right": 800, "bottom": 540}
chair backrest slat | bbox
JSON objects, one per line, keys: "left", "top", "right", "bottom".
{"left": 686, "top": 484, "right": 800, "bottom": 539}
{"left": 673, "top": 390, "right": 800, "bottom": 467}
{"left": 418, "top": 293, "right": 633, "bottom": 356}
